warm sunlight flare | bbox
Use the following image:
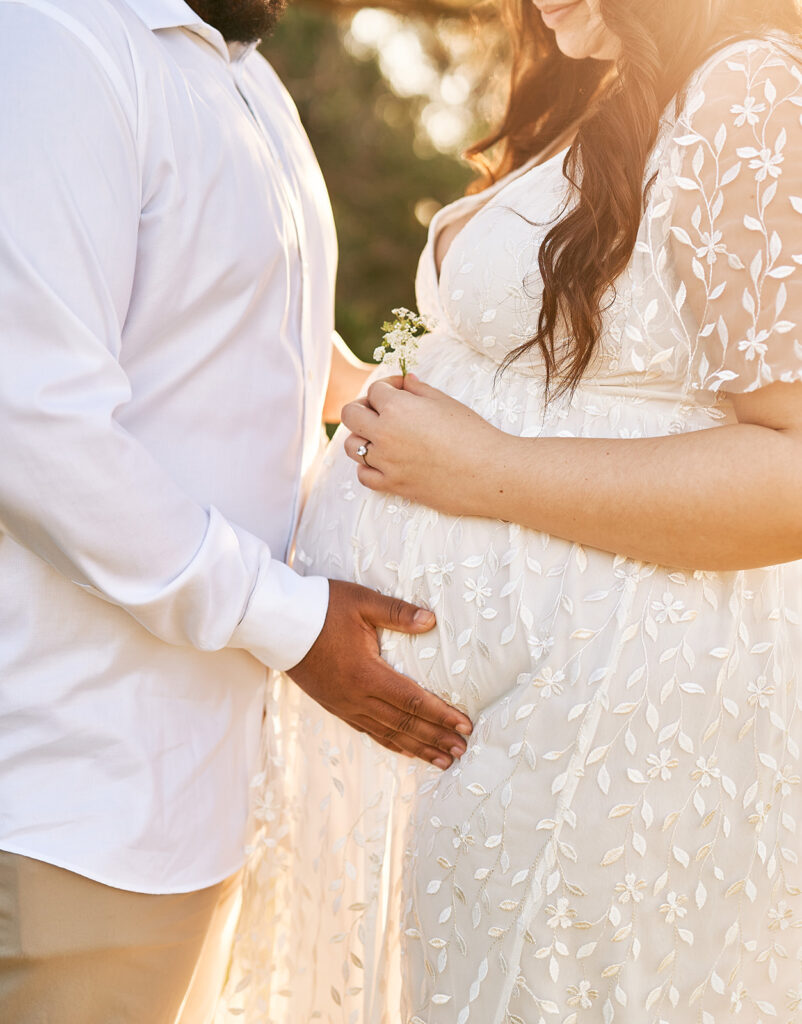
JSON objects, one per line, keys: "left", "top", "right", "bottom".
{"left": 347, "top": 9, "right": 477, "bottom": 151}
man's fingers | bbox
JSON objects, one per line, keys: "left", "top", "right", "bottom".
{"left": 362, "top": 696, "right": 467, "bottom": 757}
{"left": 350, "top": 714, "right": 453, "bottom": 769}
{"left": 361, "top": 589, "right": 436, "bottom": 634}
{"left": 311, "top": 702, "right": 409, "bottom": 759}
{"left": 350, "top": 719, "right": 405, "bottom": 756}
{"left": 382, "top": 670, "right": 472, "bottom": 736}
{"left": 359, "top": 659, "right": 472, "bottom": 741}
{"left": 288, "top": 580, "right": 474, "bottom": 770}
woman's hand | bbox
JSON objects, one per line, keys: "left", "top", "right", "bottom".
{"left": 342, "top": 374, "right": 509, "bottom": 515}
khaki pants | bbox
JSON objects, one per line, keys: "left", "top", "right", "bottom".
{"left": 0, "top": 851, "right": 242, "bottom": 1024}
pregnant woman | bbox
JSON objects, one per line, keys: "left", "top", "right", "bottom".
{"left": 219, "top": 0, "right": 802, "bottom": 1021}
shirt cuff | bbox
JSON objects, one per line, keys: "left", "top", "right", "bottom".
{"left": 230, "top": 543, "right": 329, "bottom": 672}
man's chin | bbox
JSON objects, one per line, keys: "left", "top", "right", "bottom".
{"left": 185, "top": 0, "right": 288, "bottom": 44}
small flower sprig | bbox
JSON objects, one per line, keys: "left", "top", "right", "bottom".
{"left": 373, "top": 307, "right": 435, "bottom": 377}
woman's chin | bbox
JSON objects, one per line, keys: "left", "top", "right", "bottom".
{"left": 554, "top": 28, "right": 620, "bottom": 62}
{"left": 554, "top": 35, "right": 589, "bottom": 59}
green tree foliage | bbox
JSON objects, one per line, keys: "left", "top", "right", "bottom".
{"left": 262, "top": 8, "right": 473, "bottom": 359}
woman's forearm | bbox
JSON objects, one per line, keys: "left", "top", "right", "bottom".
{"left": 343, "top": 377, "right": 802, "bottom": 572}
{"left": 477, "top": 423, "right": 802, "bottom": 571}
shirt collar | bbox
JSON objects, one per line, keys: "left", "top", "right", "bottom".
{"left": 122, "top": 0, "right": 234, "bottom": 61}
{"left": 123, "top": 0, "right": 205, "bottom": 31}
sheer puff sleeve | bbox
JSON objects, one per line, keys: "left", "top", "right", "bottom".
{"left": 669, "top": 38, "right": 802, "bottom": 393}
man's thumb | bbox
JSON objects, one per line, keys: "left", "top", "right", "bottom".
{"left": 364, "top": 591, "right": 436, "bottom": 634}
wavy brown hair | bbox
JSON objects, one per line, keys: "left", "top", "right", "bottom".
{"left": 466, "top": 0, "right": 802, "bottom": 396}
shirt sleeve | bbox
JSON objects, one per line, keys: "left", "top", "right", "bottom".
{"left": 0, "top": 7, "right": 328, "bottom": 672}
{"left": 668, "top": 39, "right": 802, "bottom": 394}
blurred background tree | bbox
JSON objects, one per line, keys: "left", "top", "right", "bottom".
{"left": 261, "top": 0, "right": 506, "bottom": 360}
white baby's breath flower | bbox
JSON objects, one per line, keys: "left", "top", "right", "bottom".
{"left": 374, "top": 306, "right": 435, "bottom": 376}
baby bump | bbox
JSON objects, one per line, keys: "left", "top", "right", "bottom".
{"left": 371, "top": 504, "right": 643, "bottom": 723}
{"left": 297, "top": 431, "right": 650, "bottom": 720}
{"left": 296, "top": 422, "right": 801, "bottom": 771}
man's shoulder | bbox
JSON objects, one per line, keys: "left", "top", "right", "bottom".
{"left": 0, "top": 0, "right": 154, "bottom": 77}
{"left": 0, "top": 0, "right": 145, "bottom": 46}
{"left": 0, "top": 0, "right": 160, "bottom": 124}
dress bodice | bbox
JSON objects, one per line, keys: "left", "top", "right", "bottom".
{"left": 416, "top": 36, "right": 802, "bottom": 411}
{"left": 417, "top": 146, "right": 573, "bottom": 368}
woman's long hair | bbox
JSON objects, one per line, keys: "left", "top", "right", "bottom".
{"left": 467, "top": 0, "right": 802, "bottom": 396}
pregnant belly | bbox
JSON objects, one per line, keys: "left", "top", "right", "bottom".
{"left": 294, "top": 430, "right": 641, "bottom": 720}
{"left": 294, "top": 332, "right": 730, "bottom": 720}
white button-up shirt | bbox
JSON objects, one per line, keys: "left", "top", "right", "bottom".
{"left": 0, "top": 0, "right": 335, "bottom": 892}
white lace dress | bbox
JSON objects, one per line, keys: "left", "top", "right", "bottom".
{"left": 218, "top": 39, "right": 802, "bottom": 1024}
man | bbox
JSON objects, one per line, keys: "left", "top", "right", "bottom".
{"left": 0, "top": 0, "right": 472, "bottom": 1020}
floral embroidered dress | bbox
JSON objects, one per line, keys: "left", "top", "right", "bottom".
{"left": 218, "top": 39, "right": 802, "bottom": 1024}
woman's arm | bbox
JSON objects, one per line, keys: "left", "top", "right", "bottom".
{"left": 323, "top": 332, "right": 374, "bottom": 424}
{"left": 342, "top": 375, "right": 802, "bottom": 572}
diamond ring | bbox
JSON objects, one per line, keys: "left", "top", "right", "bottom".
{"left": 356, "top": 442, "right": 371, "bottom": 467}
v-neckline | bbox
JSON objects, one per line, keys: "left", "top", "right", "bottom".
{"left": 430, "top": 145, "right": 569, "bottom": 288}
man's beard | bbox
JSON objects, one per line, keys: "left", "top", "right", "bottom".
{"left": 186, "top": 0, "right": 287, "bottom": 43}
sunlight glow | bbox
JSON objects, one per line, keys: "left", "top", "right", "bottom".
{"left": 345, "top": 8, "right": 475, "bottom": 153}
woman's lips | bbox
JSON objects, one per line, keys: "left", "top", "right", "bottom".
{"left": 538, "top": 0, "right": 582, "bottom": 29}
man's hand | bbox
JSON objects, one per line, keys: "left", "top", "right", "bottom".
{"left": 287, "top": 580, "right": 472, "bottom": 768}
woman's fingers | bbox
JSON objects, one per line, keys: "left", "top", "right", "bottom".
{"left": 342, "top": 397, "right": 380, "bottom": 438}
{"left": 343, "top": 435, "right": 390, "bottom": 486}
{"left": 356, "top": 464, "right": 386, "bottom": 490}
{"left": 344, "top": 433, "right": 383, "bottom": 471}
{"left": 343, "top": 434, "right": 364, "bottom": 460}
{"left": 367, "top": 378, "right": 406, "bottom": 413}
{"left": 402, "top": 373, "right": 440, "bottom": 399}
{"left": 372, "top": 374, "right": 404, "bottom": 394}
